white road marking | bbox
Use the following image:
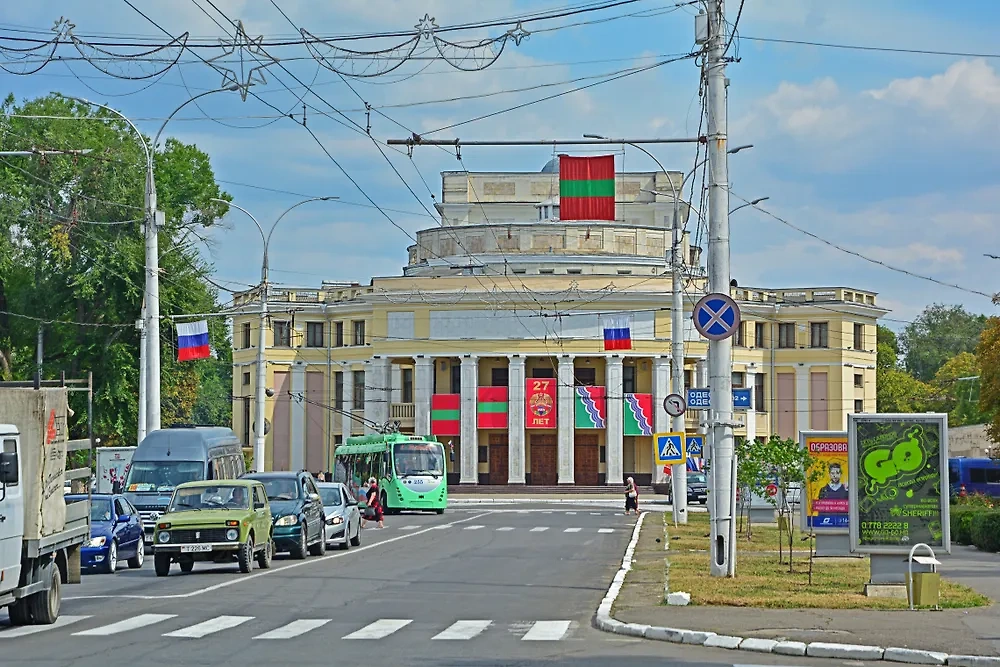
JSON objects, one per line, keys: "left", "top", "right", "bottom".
{"left": 496, "top": 527, "right": 515, "bottom": 532}
{"left": 464, "top": 525, "right": 485, "bottom": 530}
{"left": 432, "top": 620, "right": 492, "bottom": 640}
{"left": 73, "top": 614, "right": 176, "bottom": 636}
{"left": 598, "top": 528, "right": 615, "bottom": 533}
{"left": 565, "top": 511, "right": 577, "bottom": 515}
{"left": 563, "top": 527, "right": 582, "bottom": 533}
{"left": 590, "top": 512, "right": 602, "bottom": 515}
{"left": 529, "top": 526, "right": 549, "bottom": 532}
{"left": 343, "top": 619, "right": 412, "bottom": 640}
{"left": 0, "top": 615, "right": 90, "bottom": 638}
{"left": 399, "top": 525, "right": 420, "bottom": 531}
{"left": 254, "top": 619, "right": 330, "bottom": 640}
{"left": 164, "top": 615, "right": 254, "bottom": 638}
{"left": 522, "top": 620, "right": 571, "bottom": 641}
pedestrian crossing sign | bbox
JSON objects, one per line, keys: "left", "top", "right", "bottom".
{"left": 653, "top": 432, "right": 686, "bottom": 466}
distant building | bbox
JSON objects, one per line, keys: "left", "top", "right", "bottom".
{"left": 230, "top": 162, "right": 885, "bottom": 486}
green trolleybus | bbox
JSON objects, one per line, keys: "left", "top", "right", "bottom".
{"left": 333, "top": 434, "right": 447, "bottom": 514}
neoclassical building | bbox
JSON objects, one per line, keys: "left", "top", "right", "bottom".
{"left": 229, "top": 161, "right": 885, "bottom": 486}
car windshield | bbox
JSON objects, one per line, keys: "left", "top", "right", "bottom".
{"left": 90, "top": 498, "right": 113, "bottom": 522}
{"left": 319, "top": 487, "right": 343, "bottom": 506}
{"left": 688, "top": 473, "right": 707, "bottom": 485}
{"left": 259, "top": 478, "right": 300, "bottom": 501}
{"left": 393, "top": 442, "right": 445, "bottom": 477}
{"left": 168, "top": 485, "right": 249, "bottom": 511}
{"left": 126, "top": 460, "right": 204, "bottom": 493}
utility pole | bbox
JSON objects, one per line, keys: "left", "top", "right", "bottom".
{"left": 137, "top": 300, "right": 147, "bottom": 444}
{"left": 35, "top": 325, "right": 43, "bottom": 388}
{"left": 670, "top": 185, "right": 688, "bottom": 524}
{"left": 704, "top": 0, "right": 736, "bottom": 577}
{"left": 145, "top": 167, "right": 162, "bottom": 434}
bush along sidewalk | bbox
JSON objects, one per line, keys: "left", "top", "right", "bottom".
{"left": 950, "top": 494, "right": 999, "bottom": 552}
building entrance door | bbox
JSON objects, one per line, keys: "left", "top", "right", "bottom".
{"left": 488, "top": 433, "right": 508, "bottom": 485}
{"left": 574, "top": 433, "right": 600, "bottom": 486}
{"left": 529, "top": 434, "right": 557, "bottom": 485}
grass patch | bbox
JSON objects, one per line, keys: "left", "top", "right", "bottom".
{"left": 667, "top": 511, "right": 810, "bottom": 554}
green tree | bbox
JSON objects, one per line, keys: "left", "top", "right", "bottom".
{"left": 0, "top": 93, "right": 232, "bottom": 443}
{"left": 876, "top": 325, "right": 934, "bottom": 412}
{"left": 932, "top": 352, "right": 991, "bottom": 426}
{"left": 901, "top": 304, "right": 987, "bottom": 382}
{"left": 976, "top": 317, "right": 1000, "bottom": 445}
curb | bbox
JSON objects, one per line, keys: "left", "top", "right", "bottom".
{"left": 449, "top": 498, "right": 673, "bottom": 506}
{"left": 591, "top": 512, "right": 1000, "bottom": 666}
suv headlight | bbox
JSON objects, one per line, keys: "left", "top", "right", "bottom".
{"left": 158, "top": 531, "right": 170, "bottom": 543}
{"left": 226, "top": 528, "right": 239, "bottom": 541}
{"left": 88, "top": 536, "right": 107, "bottom": 548}
{"left": 274, "top": 515, "right": 298, "bottom": 526}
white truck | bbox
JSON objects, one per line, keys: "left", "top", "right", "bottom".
{"left": 96, "top": 446, "right": 135, "bottom": 494}
{"left": 0, "top": 380, "right": 92, "bottom": 625}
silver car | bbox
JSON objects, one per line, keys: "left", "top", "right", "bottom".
{"left": 317, "top": 482, "right": 361, "bottom": 550}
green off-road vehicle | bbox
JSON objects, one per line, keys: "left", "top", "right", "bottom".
{"left": 152, "top": 480, "right": 274, "bottom": 576}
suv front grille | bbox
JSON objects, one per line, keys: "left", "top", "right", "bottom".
{"left": 168, "top": 528, "right": 229, "bottom": 543}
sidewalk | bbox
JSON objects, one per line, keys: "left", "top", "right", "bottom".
{"left": 449, "top": 493, "right": 676, "bottom": 506}
{"left": 613, "top": 514, "right": 1000, "bottom": 658}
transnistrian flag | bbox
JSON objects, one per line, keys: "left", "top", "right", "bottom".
{"left": 559, "top": 154, "right": 615, "bottom": 221}
{"left": 431, "top": 394, "right": 461, "bottom": 436}
{"left": 477, "top": 387, "right": 508, "bottom": 429}
{"left": 176, "top": 320, "right": 211, "bottom": 361}
{"left": 602, "top": 315, "right": 632, "bottom": 351}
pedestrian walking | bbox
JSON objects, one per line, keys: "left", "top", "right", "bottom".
{"left": 624, "top": 477, "right": 639, "bottom": 515}
{"left": 363, "top": 477, "right": 384, "bottom": 529}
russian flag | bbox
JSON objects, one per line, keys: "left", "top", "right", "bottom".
{"left": 602, "top": 315, "right": 632, "bottom": 351}
{"left": 176, "top": 320, "right": 211, "bottom": 361}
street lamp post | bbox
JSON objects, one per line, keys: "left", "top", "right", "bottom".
{"left": 213, "top": 197, "right": 336, "bottom": 471}
{"left": 729, "top": 197, "right": 769, "bottom": 216}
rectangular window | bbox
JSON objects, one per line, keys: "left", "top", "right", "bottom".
{"left": 334, "top": 372, "right": 344, "bottom": 410}
{"left": 242, "top": 371, "right": 250, "bottom": 386}
{"left": 778, "top": 323, "right": 796, "bottom": 349}
{"left": 755, "top": 322, "right": 765, "bottom": 348}
{"left": 241, "top": 322, "right": 251, "bottom": 349}
{"left": 334, "top": 322, "right": 344, "bottom": 347}
{"left": 353, "top": 320, "right": 366, "bottom": 346}
{"left": 854, "top": 323, "right": 865, "bottom": 351}
{"left": 353, "top": 372, "right": 366, "bottom": 410}
{"left": 684, "top": 369, "right": 693, "bottom": 389}
{"left": 623, "top": 365, "right": 636, "bottom": 394}
{"left": 735, "top": 323, "right": 746, "bottom": 347}
{"left": 478, "top": 446, "right": 489, "bottom": 464}
{"left": 273, "top": 320, "right": 291, "bottom": 347}
{"left": 810, "top": 322, "right": 829, "bottom": 348}
{"left": 574, "top": 367, "right": 596, "bottom": 386}
{"left": 491, "top": 367, "right": 509, "bottom": 387}
{"left": 854, "top": 373, "right": 864, "bottom": 388}
{"left": 732, "top": 372, "right": 745, "bottom": 388}
{"left": 306, "top": 322, "right": 325, "bottom": 347}
{"left": 242, "top": 398, "right": 250, "bottom": 446}
{"left": 754, "top": 374, "right": 765, "bottom": 411}
{"left": 854, "top": 399, "right": 864, "bottom": 413}
{"left": 531, "top": 367, "right": 554, "bottom": 379}
{"left": 451, "top": 363, "right": 462, "bottom": 394}
{"left": 402, "top": 368, "right": 413, "bottom": 403}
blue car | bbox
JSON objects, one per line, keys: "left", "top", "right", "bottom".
{"left": 67, "top": 493, "right": 145, "bottom": 573}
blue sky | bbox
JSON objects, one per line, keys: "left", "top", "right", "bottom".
{"left": 4, "top": 0, "right": 1000, "bottom": 329}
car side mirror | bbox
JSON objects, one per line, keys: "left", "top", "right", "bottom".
{"left": 117, "top": 514, "right": 131, "bottom": 523}
{"left": 254, "top": 501, "right": 266, "bottom": 510}
{"left": 309, "top": 493, "right": 321, "bottom": 503}
{"left": 347, "top": 499, "right": 358, "bottom": 506}
{"left": 0, "top": 452, "right": 18, "bottom": 485}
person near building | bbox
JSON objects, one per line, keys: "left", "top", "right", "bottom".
{"left": 363, "top": 477, "right": 384, "bottom": 529}
{"left": 624, "top": 477, "right": 639, "bottom": 515}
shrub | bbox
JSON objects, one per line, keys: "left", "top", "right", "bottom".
{"left": 951, "top": 508, "right": 979, "bottom": 545}
{"left": 970, "top": 511, "right": 1000, "bottom": 552}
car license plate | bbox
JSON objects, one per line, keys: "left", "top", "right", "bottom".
{"left": 180, "top": 544, "right": 213, "bottom": 553}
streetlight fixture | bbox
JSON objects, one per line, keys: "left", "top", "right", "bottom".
{"left": 212, "top": 196, "right": 337, "bottom": 472}
{"left": 730, "top": 197, "right": 769, "bottom": 215}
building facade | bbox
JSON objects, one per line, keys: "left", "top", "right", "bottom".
{"left": 230, "top": 162, "right": 886, "bottom": 486}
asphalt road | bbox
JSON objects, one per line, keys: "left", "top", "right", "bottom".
{"left": 2, "top": 505, "right": 834, "bottom": 667}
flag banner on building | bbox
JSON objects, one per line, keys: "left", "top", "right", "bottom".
{"left": 623, "top": 393, "right": 653, "bottom": 435}
{"left": 176, "top": 320, "right": 211, "bottom": 361}
{"left": 601, "top": 314, "right": 632, "bottom": 351}
{"left": 477, "top": 387, "right": 508, "bottom": 429}
{"left": 526, "top": 378, "right": 556, "bottom": 429}
{"left": 687, "top": 457, "right": 704, "bottom": 472}
{"left": 431, "top": 394, "right": 461, "bottom": 436}
{"left": 574, "top": 386, "right": 607, "bottom": 429}
{"left": 559, "top": 154, "right": 615, "bottom": 221}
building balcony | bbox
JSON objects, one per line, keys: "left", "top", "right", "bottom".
{"left": 390, "top": 402, "right": 415, "bottom": 429}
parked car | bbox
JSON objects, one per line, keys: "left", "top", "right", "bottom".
{"left": 317, "top": 482, "right": 361, "bottom": 550}
{"left": 686, "top": 472, "right": 709, "bottom": 504}
{"left": 152, "top": 480, "right": 273, "bottom": 576}
{"left": 243, "top": 471, "right": 326, "bottom": 559}
{"left": 66, "top": 493, "right": 144, "bottom": 574}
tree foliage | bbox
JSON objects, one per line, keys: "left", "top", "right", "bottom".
{"left": 901, "top": 304, "right": 987, "bottom": 382}
{"left": 976, "top": 317, "right": 1000, "bottom": 444}
{"left": 932, "top": 352, "right": 990, "bottom": 426}
{"left": 0, "top": 93, "right": 233, "bottom": 443}
{"left": 876, "top": 325, "right": 935, "bottom": 413}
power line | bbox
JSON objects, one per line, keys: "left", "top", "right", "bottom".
{"left": 739, "top": 35, "right": 1000, "bottom": 60}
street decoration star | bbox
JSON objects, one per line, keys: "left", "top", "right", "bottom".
{"left": 506, "top": 22, "right": 530, "bottom": 46}
{"left": 415, "top": 14, "right": 439, "bottom": 41}
{"left": 206, "top": 20, "right": 278, "bottom": 101}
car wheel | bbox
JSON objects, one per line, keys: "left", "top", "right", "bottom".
{"left": 256, "top": 538, "right": 273, "bottom": 570}
{"left": 350, "top": 519, "right": 361, "bottom": 547}
{"left": 179, "top": 557, "right": 195, "bottom": 573}
{"left": 27, "top": 566, "right": 60, "bottom": 624}
{"left": 104, "top": 540, "right": 118, "bottom": 574}
{"left": 310, "top": 524, "right": 326, "bottom": 556}
{"left": 154, "top": 553, "right": 171, "bottom": 577}
{"left": 238, "top": 536, "right": 254, "bottom": 574}
{"left": 291, "top": 524, "right": 309, "bottom": 560}
{"left": 128, "top": 539, "right": 144, "bottom": 569}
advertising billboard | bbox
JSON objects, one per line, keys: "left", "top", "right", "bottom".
{"left": 848, "top": 414, "right": 950, "bottom": 554}
{"left": 800, "top": 431, "right": 850, "bottom": 533}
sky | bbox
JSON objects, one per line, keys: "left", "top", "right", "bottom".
{"left": 3, "top": 0, "right": 1000, "bottom": 330}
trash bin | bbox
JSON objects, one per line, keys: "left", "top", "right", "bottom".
{"left": 906, "top": 572, "right": 940, "bottom": 606}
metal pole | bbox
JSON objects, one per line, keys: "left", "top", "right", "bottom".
{"left": 255, "top": 268, "right": 268, "bottom": 472}
{"left": 145, "top": 160, "right": 161, "bottom": 433}
{"left": 35, "top": 325, "right": 43, "bottom": 389}
{"left": 669, "top": 181, "right": 688, "bottom": 524}
{"left": 706, "top": 0, "right": 736, "bottom": 578}
{"left": 137, "top": 303, "right": 147, "bottom": 444}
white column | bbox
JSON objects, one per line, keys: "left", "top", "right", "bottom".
{"left": 414, "top": 356, "right": 434, "bottom": 435}
{"left": 557, "top": 356, "right": 575, "bottom": 484}
{"left": 605, "top": 356, "right": 624, "bottom": 486}
{"left": 507, "top": 355, "right": 526, "bottom": 484}
{"left": 746, "top": 372, "right": 757, "bottom": 443}
{"left": 795, "top": 366, "right": 810, "bottom": 435}
{"left": 342, "top": 367, "right": 354, "bottom": 442}
{"left": 460, "top": 356, "right": 479, "bottom": 484}
{"left": 652, "top": 357, "right": 671, "bottom": 485}
{"left": 365, "top": 357, "right": 391, "bottom": 433}
{"left": 290, "top": 362, "right": 306, "bottom": 471}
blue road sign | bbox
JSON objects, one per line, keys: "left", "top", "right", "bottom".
{"left": 686, "top": 435, "right": 704, "bottom": 457}
{"left": 693, "top": 292, "right": 742, "bottom": 341}
{"left": 653, "top": 432, "right": 686, "bottom": 466}
{"left": 733, "top": 388, "right": 752, "bottom": 409}
{"left": 687, "top": 388, "right": 711, "bottom": 409}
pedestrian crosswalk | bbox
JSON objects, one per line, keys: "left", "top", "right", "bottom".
{"left": 0, "top": 615, "right": 578, "bottom": 643}
{"left": 379, "top": 523, "right": 620, "bottom": 535}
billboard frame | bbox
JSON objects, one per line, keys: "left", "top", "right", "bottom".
{"left": 799, "top": 430, "right": 849, "bottom": 535}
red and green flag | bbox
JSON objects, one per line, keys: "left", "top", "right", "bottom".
{"left": 477, "top": 387, "right": 508, "bottom": 429}
{"left": 431, "top": 394, "right": 460, "bottom": 436}
{"left": 559, "top": 154, "right": 615, "bottom": 221}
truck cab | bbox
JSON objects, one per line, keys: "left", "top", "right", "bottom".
{"left": 0, "top": 425, "right": 25, "bottom": 600}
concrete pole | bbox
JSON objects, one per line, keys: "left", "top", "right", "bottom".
{"left": 706, "top": 0, "right": 736, "bottom": 578}
{"left": 137, "top": 308, "right": 146, "bottom": 444}
{"left": 670, "top": 188, "right": 688, "bottom": 524}
{"left": 255, "top": 272, "right": 268, "bottom": 472}
{"left": 145, "top": 162, "right": 161, "bottom": 433}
